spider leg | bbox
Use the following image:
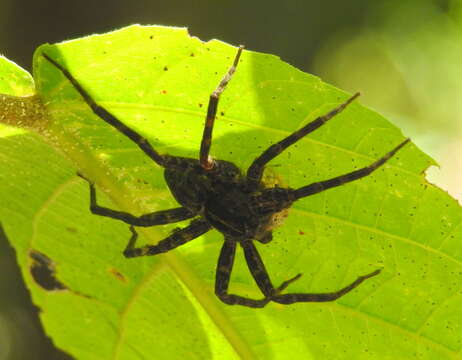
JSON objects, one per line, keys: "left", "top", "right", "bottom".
{"left": 78, "top": 173, "right": 196, "bottom": 226}
{"left": 246, "top": 93, "right": 360, "bottom": 189}
{"left": 42, "top": 53, "right": 171, "bottom": 168}
{"left": 215, "top": 238, "right": 302, "bottom": 308}
{"left": 240, "top": 239, "right": 302, "bottom": 299}
{"left": 271, "top": 269, "right": 381, "bottom": 304}
{"left": 215, "top": 238, "right": 270, "bottom": 307}
{"left": 124, "top": 218, "right": 211, "bottom": 258}
{"left": 293, "top": 138, "right": 410, "bottom": 199}
{"left": 199, "top": 46, "right": 244, "bottom": 170}
{"left": 241, "top": 240, "right": 381, "bottom": 306}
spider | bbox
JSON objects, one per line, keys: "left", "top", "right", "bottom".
{"left": 42, "top": 46, "right": 409, "bottom": 308}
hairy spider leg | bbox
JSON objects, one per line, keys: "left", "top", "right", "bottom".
{"left": 199, "top": 46, "right": 244, "bottom": 170}
{"left": 42, "top": 53, "right": 171, "bottom": 168}
{"left": 215, "top": 238, "right": 301, "bottom": 308}
{"left": 242, "top": 239, "right": 382, "bottom": 307}
{"left": 124, "top": 219, "right": 212, "bottom": 258}
{"left": 292, "top": 138, "right": 410, "bottom": 199}
{"left": 271, "top": 269, "right": 381, "bottom": 305}
{"left": 217, "top": 237, "right": 381, "bottom": 308}
{"left": 77, "top": 173, "right": 196, "bottom": 226}
{"left": 215, "top": 239, "right": 266, "bottom": 307}
{"left": 250, "top": 138, "right": 410, "bottom": 214}
{"left": 246, "top": 92, "right": 360, "bottom": 190}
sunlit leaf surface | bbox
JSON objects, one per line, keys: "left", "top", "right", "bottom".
{"left": 1, "top": 25, "right": 461, "bottom": 359}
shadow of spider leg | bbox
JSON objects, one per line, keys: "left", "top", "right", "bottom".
{"left": 124, "top": 218, "right": 212, "bottom": 258}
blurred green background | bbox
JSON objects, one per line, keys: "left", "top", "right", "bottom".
{"left": 1, "top": 0, "right": 460, "bottom": 359}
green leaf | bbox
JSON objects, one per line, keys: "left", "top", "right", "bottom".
{"left": 1, "top": 25, "right": 462, "bottom": 359}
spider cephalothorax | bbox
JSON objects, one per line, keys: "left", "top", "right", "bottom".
{"left": 43, "top": 46, "right": 409, "bottom": 308}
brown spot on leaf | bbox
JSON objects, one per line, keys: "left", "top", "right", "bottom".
{"left": 108, "top": 268, "right": 127, "bottom": 283}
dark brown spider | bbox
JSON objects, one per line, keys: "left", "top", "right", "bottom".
{"left": 43, "top": 46, "right": 409, "bottom": 308}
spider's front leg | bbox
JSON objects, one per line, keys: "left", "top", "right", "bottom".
{"left": 292, "top": 138, "right": 410, "bottom": 199}
{"left": 199, "top": 46, "right": 244, "bottom": 170}
{"left": 124, "top": 218, "right": 211, "bottom": 258}
{"left": 77, "top": 173, "right": 196, "bottom": 226}
{"left": 42, "top": 53, "right": 172, "bottom": 168}
{"left": 246, "top": 92, "right": 360, "bottom": 190}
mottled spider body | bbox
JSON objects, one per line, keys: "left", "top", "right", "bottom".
{"left": 43, "top": 46, "right": 409, "bottom": 308}
{"left": 163, "top": 158, "right": 242, "bottom": 214}
{"left": 164, "top": 156, "right": 289, "bottom": 242}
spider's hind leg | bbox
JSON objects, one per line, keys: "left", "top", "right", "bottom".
{"left": 216, "top": 237, "right": 382, "bottom": 307}
{"left": 215, "top": 237, "right": 303, "bottom": 308}
{"left": 215, "top": 239, "right": 270, "bottom": 308}
{"left": 272, "top": 268, "right": 381, "bottom": 305}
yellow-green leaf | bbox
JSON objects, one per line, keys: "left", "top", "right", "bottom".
{"left": 1, "top": 25, "right": 461, "bottom": 359}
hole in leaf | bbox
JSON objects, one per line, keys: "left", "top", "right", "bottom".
{"left": 29, "top": 250, "right": 67, "bottom": 291}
